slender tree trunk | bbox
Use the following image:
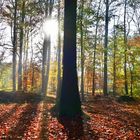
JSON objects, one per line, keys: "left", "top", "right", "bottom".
{"left": 41, "top": 0, "right": 48, "bottom": 96}
{"left": 80, "top": 0, "right": 84, "bottom": 101}
{"left": 41, "top": 0, "right": 54, "bottom": 96}
{"left": 12, "top": 0, "right": 17, "bottom": 92}
{"left": 42, "top": 37, "right": 48, "bottom": 95}
{"left": 23, "top": 30, "right": 29, "bottom": 92}
{"left": 18, "top": 0, "right": 25, "bottom": 91}
{"left": 103, "top": 0, "right": 109, "bottom": 96}
{"left": 31, "top": 69, "right": 35, "bottom": 91}
{"left": 124, "top": 0, "right": 128, "bottom": 95}
{"left": 45, "top": 0, "right": 54, "bottom": 95}
{"left": 138, "top": 28, "right": 140, "bottom": 35}
{"left": 30, "top": 32, "right": 34, "bottom": 91}
{"left": 92, "top": 0, "right": 101, "bottom": 95}
{"left": 56, "top": 0, "right": 61, "bottom": 103}
{"left": 44, "top": 37, "right": 51, "bottom": 95}
{"left": 59, "top": 0, "right": 81, "bottom": 117}
{"left": 42, "top": 36, "right": 51, "bottom": 96}
{"left": 129, "top": 63, "right": 133, "bottom": 97}
{"left": 113, "top": 16, "right": 117, "bottom": 95}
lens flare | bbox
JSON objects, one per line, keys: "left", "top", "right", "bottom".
{"left": 43, "top": 19, "right": 58, "bottom": 36}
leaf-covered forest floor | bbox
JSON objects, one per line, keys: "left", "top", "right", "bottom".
{"left": 0, "top": 92, "right": 140, "bottom": 140}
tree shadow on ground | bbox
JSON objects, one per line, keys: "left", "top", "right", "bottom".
{"left": 42, "top": 95, "right": 102, "bottom": 139}
{"left": 44, "top": 95, "right": 56, "bottom": 103}
{"left": 7, "top": 103, "right": 38, "bottom": 139}
{"left": 0, "top": 91, "right": 42, "bottom": 104}
{"left": 0, "top": 104, "right": 19, "bottom": 124}
{"left": 49, "top": 102, "right": 95, "bottom": 139}
{"left": 83, "top": 95, "right": 140, "bottom": 138}
{"left": 0, "top": 91, "right": 42, "bottom": 139}
{"left": 58, "top": 116, "right": 84, "bottom": 139}
{"left": 56, "top": 112, "right": 97, "bottom": 139}
{"left": 84, "top": 97, "right": 140, "bottom": 122}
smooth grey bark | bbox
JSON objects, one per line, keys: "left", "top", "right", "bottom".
{"left": 92, "top": 0, "right": 101, "bottom": 95}
{"left": 18, "top": 0, "right": 25, "bottom": 91}
{"left": 103, "top": 0, "right": 109, "bottom": 96}
{"left": 56, "top": 0, "right": 61, "bottom": 103}
{"left": 23, "top": 30, "right": 29, "bottom": 91}
{"left": 44, "top": 0, "right": 54, "bottom": 95}
{"left": 80, "top": 0, "right": 84, "bottom": 101}
{"left": 129, "top": 62, "right": 134, "bottom": 97}
{"left": 23, "top": 28, "right": 29, "bottom": 92}
{"left": 41, "top": 0, "right": 49, "bottom": 96}
{"left": 44, "top": 36, "right": 51, "bottom": 94}
{"left": 42, "top": 37, "right": 48, "bottom": 95}
{"left": 12, "top": 0, "right": 17, "bottom": 92}
{"left": 30, "top": 30, "right": 34, "bottom": 90}
{"left": 124, "top": 0, "right": 128, "bottom": 95}
{"left": 113, "top": 15, "right": 117, "bottom": 95}
{"left": 41, "top": 0, "right": 54, "bottom": 96}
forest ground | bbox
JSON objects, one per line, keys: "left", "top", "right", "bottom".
{"left": 0, "top": 92, "right": 140, "bottom": 140}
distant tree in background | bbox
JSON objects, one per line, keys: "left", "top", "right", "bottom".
{"left": 103, "top": 0, "right": 109, "bottom": 96}
{"left": 12, "top": 0, "right": 17, "bottom": 92}
{"left": 123, "top": 0, "right": 128, "bottom": 95}
{"left": 56, "top": 0, "right": 62, "bottom": 104}
{"left": 18, "top": 0, "right": 25, "bottom": 91}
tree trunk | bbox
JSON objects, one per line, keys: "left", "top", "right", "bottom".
{"left": 18, "top": 0, "right": 25, "bottom": 91}
{"left": 56, "top": 0, "right": 62, "bottom": 104}
{"left": 42, "top": 37, "right": 48, "bottom": 95}
{"left": 23, "top": 30, "right": 29, "bottom": 92}
{"left": 41, "top": 0, "right": 54, "bottom": 96}
{"left": 12, "top": 0, "right": 17, "bottom": 92}
{"left": 129, "top": 63, "right": 133, "bottom": 97}
{"left": 59, "top": 0, "right": 82, "bottom": 117}
{"left": 92, "top": 0, "right": 101, "bottom": 96}
{"left": 44, "top": 36, "right": 51, "bottom": 95}
{"left": 32, "top": 64, "right": 35, "bottom": 91}
{"left": 113, "top": 15, "right": 117, "bottom": 95}
{"left": 80, "top": 0, "right": 84, "bottom": 101}
{"left": 103, "top": 0, "right": 109, "bottom": 96}
{"left": 30, "top": 31, "right": 34, "bottom": 91}
{"left": 124, "top": 0, "right": 128, "bottom": 95}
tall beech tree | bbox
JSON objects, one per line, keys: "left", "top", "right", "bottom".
{"left": 124, "top": 0, "right": 128, "bottom": 95}
{"left": 80, "top": 0, "right": 85, "bottom": 101}
{"left": 13, "top": 0, "right": 17, "bottom": 92}
{"left": 44, "top": 0, "right": 54, "bottom": 95}
{"left": 42, "top": 0, "right": 54, "bottom": 96}
{"left": 113, "top": 15, "right": 117, "bottom": 95}
{"left": 59, "top": 0, "right": 82, "bottom": 117}
{"left": 56, "top": 0, "right": 61, "bottom": 103}
{"left": 92, "top": 0, "right": 102, "bottom": 95}
{"left": 18, "top": 0, "right": 25, "bottom": 91}
{"left": 104, "top": 0, "right": 109, "bottom": 96}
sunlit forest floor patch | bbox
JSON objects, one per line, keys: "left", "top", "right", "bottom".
{"left": 0, "top": 92, "right": 140, "bottom": 139}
